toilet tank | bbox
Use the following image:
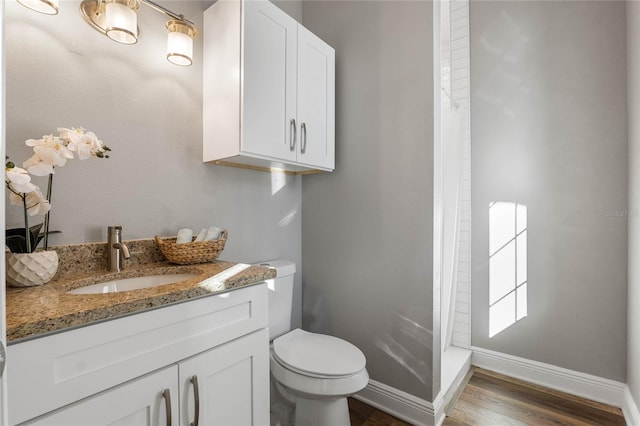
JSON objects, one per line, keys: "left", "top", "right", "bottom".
{"left": 255, "top": 259, "right": 296, "bottom": 340}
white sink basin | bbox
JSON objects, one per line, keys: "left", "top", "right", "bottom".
{"left": 67, "top": 273, "right": 200, "bottom": 295}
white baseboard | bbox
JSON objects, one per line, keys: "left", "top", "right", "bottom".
{"left": 471, "top": 346, "right": 626, "bottom": 408}
{"left": 355, "top": 349, "right": 640, "bottom": 426}
{"left": 623, "top": 386, "right": 640, "bottom": 426}
{"left": 353, "top": 347, "right": 472, "bottom": 426}
{"left": 438, "top": 347, "right": 473, "bottom": 424}
{"left": 354, "top": 379, "right": 434, "bottom": 426}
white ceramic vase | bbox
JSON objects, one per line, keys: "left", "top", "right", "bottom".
{"left": 6, "top": 251, "right": 59, "bottom": 287}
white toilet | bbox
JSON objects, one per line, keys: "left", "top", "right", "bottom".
{"left": 258, "top": 259, "right": 369, "bottom": 426}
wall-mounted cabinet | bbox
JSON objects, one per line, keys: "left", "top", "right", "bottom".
{"left": 203, "top": 0, "right": 335, "bottom": 174}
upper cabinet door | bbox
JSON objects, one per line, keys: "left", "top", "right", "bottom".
{"left": 296, "top": 26, "right": 335, "bottom": 170}
{"left": 243, "top": 0, "right": 298, "bottom": 162}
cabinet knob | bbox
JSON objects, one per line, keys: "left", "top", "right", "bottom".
{"left": 290, "top": 118, "right": 297, "bottom": 151}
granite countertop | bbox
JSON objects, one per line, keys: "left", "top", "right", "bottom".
{"left": 5, "top": 239, "right": 276, "bottom": 343}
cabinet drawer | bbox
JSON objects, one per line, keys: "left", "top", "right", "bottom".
{"left": 8, "top": 283, "right": 267, "bottom": 425}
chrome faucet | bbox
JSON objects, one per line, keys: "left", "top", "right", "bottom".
{"left": 108, "top": 226, "right": 131, "bottom": 272}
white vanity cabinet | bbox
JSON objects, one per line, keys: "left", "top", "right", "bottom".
{"left": 203, "top": 0, "right": 335, "bottom": 174}
{"left": 21, "top": 365, "right": 180, "bottom": 425}
{"left": 178, "top": 329, "right": 268, "bottom": 426}
{"left": 7, "top": 283, "right": 269, "bottom": 426}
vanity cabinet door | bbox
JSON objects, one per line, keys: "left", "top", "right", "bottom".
{"left": 296, "top": 24, "right": 335, "bottom": 171}
{"left": 179, "top": 328, "right": 270, "bottom": 426}
{"left": 20, "top": 366, "right": 179, "bottom": 426}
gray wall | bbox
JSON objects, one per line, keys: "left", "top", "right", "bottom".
{"left": 4, "top": 0, "right": 303, "bottom": 327}
{"left": 301, "top": 1, "right": 435, "bottom": 400}
{"left": 627, "top": 0, "right": 640, "bottom": 411}
{"left": 471, "top": 1, "right": 627, "bottom": 381}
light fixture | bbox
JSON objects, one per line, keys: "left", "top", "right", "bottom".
{"left": 104, "top": 0, "right": 139, "bottom": 45}
{"left": 80, "top": 0, "right": 140, "bottom": 45}
{"left": 166, "top": 20, "right": 197, "bottom": 66}
{"left": 17, "top": 0, "right": 59, "bottom": 15}
{"left": 78, "top": 0, "right": 197, "bottom": 66}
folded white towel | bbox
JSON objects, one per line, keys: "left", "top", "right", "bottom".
{"left": 194, "top": 228, "right": 208, "bottom": 242}
{"left": 176, "top": 228, "right": 193, "bottom": 244}
{"left": 204, "top": 226, "right": 221, "bottom": 241}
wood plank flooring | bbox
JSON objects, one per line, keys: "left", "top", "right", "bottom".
{"left": 349, "top": 368, "right": 626, "bottom": 426}
{"left": 348, "top": 397, "right": 411, "bottom": 426}
{"left": 444, "top": 368, "right": 625, "bottom": 425}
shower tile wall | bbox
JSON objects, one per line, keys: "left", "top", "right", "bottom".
{"left": 450, "top": 0, "right": 471, "bottom": 349}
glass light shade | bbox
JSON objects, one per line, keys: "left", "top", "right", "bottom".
{"left": 17, "top": 0, "right": 58, "bottom": 15}
{"left": 105, "top": 1, "right": 139, "bottom": 45}
{"left": 166, "top": 20, "right": 196, "bottom": 66}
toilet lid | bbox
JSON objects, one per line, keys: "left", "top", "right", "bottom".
{"left": 273, "top": 329, "right": 366, "bottom": 377}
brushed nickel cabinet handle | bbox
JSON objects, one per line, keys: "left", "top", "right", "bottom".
{"left": 162, "top": 389, "right": 172, "bottom": 426}
{"left": 0, "top": 340, "right": 5, "bottom": 378}
{"left": 301, "top": 122, "right": 307, "bottom": 154}
{"left": 190, "top": 375, "right": 200, "bottom": 426}
{"left": 290, "top": 118, "right": 297, "bottom": 151}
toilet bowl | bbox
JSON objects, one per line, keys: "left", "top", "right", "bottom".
{"left": 271, "top": 329, "right": 369, "bottom": 425}
{"left": 257, "top": 260, "right": 369, "bottom": 426}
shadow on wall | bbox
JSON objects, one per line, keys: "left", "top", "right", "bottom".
{"left": 302, "top": 283, "right": 328, "bottom": 332}
{"left": 304, "top": 287, "right": 433, "bottom": 389}
{"left": 375, "top": 307, "right": 433, "bottom": 386}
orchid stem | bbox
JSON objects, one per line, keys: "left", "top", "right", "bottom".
{"left": 22, "top": 194, "right": 31, "bottom": 253}
{"left": 43, "top": 173, "right": 53, "bottom": 250}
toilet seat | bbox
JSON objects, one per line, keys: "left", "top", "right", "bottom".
{"left": 270, "top": 353, "right": 369, "bottom": 399}
{"left": 273, "top": 329, "right": 366, "bottom": 378}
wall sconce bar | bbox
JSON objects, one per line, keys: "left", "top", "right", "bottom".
{"left": 17, "top": 0, "right": 59, "bottom": 15}
{"left": 18, "top": 0, "right": 197, "bottom": 66}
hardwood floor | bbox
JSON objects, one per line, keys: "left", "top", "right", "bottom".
{"left": 349, "top": 368, "right": 626, "bottom": 426}
{"left": 444, "top": 368, "right": 625, "bottom": 425}
{"left": 348, "top": 397, "right": 411, "bottom": 426}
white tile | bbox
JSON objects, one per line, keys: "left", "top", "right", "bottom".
{"left": 451, "top": 0, "right": 468, "bottom": 12}
{"left": 453, "top": 321, "right": 469, "bottom": 333}
{"left": 451, "top": 37, "right": 469, "bottom": 50}
{"left": 451, "top": 47, "right": 468, "bottom": 61}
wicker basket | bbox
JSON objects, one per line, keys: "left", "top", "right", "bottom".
{"left": 154, "top": 230, "right": 228, "bottom": 265}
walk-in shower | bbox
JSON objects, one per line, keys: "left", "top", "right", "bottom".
{"left": 438, "top": 0, "right": 473, "bottom": 411}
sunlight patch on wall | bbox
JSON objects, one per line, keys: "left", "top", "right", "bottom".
{"left": 489, "top": 202, "right": 527, "bottom": 337}
{"left": 271, "top": 171, "right": 287, "bottom": 195}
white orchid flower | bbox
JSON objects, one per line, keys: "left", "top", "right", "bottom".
{"left": 5, "top": 165, "right": 37, "bottom": 193}
{"left": 59, "top": 127, "right": 107, "bottom": 160}
{"left": 8, "top": 186, "right": 50, "bottom": 216}
{"left": 24, "top": 134, "right": 74, "bottom": 176}
{"left": 7, "top": 126, "right": 110, "bottom": 253}
{"left": 78, "top": 132, "right": 106, "bottom": 160}
{"left": 58, "top": 127, "right": 86, "bottom": 155}
{"left": 24, "top": 187, "right": 51, "bottom": 216}
{"left": 57, "top": 127, "right": 86, "bottom": 143}
{"left": 8, "top": 189, "right": 24, "bottom": 207}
